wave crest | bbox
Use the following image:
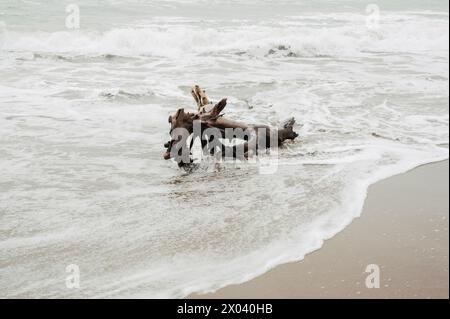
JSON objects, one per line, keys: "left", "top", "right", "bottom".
{"left": 1, "top": 13, "right": 447, "bottom": 58}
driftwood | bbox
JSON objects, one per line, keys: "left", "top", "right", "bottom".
{"left": 163, "top": 85, "right": 298, "bottom": 168}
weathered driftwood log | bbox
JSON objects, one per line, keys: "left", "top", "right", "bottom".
{"left": 164, "top": 86, "right": 298, "bottom": 168}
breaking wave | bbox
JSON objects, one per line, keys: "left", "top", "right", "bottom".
{"left": 1, "top": 12, "right": 448, "bottom": 59}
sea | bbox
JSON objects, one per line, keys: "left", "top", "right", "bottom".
{"left": 0, "top": 0, "right": 448, "bottom": 298}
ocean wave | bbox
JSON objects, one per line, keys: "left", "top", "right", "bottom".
{"left": 0, "top": 12, "right": 447, "bottom": 59}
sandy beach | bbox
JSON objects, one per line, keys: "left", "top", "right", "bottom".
{"left": 191, "top": 160, "right": 449, "bottom": 299}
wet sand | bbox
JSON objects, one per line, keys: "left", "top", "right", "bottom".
{"left": 191, "top": 160, "right": 449, "bottom": 299}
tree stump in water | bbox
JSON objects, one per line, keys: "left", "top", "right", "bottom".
{"left": 163, "top": 85, "right": 299, "bottom": 168}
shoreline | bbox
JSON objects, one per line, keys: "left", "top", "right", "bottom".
{"left": 190, "top": 160, "right": 449, "bottom": 299}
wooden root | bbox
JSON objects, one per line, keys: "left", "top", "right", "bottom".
{"left": 164, "top": 85, "right": 299, "bottom": 166}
